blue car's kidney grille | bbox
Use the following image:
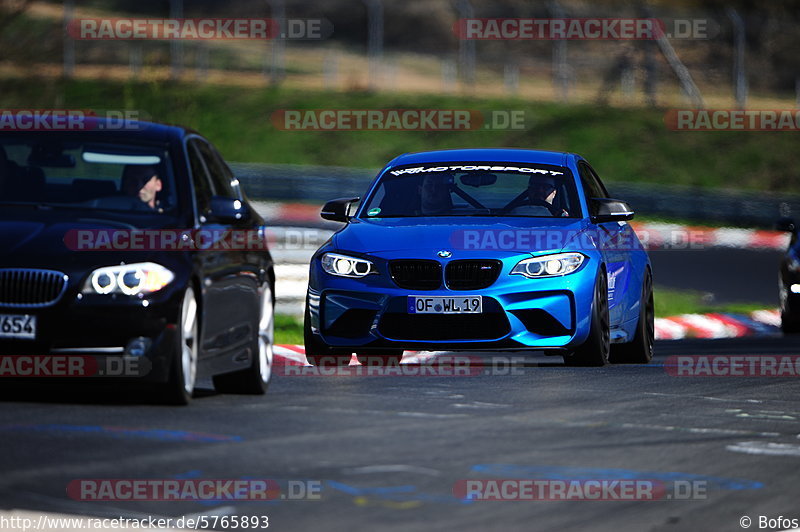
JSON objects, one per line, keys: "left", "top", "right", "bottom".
{"left": 445, "top": 260, "right": 501, "bottom": 290}
{"left": 0, "top": 269, "right": 69, "bottom": 307}
{"left": 389, "top": 260, "right": 442, "bottom": 290}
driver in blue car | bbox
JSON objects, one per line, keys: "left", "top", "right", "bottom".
{"left": 511, "top": 175, "right": 569, "bottom": 217}
{"left": 417, "top": 173, "right": 454, "bottom": 216}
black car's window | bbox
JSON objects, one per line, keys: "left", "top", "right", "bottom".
{"left": 187, "top": 139, "right": 213, "bottom": 215}
{"left": 195, "top": 139, "right": 237, "bottom": 199}
{"left": 0, "top": 137, "right": 175, "bottom": 213}
{"left": 359, "top": 163, "right": 581, "bottom": 218}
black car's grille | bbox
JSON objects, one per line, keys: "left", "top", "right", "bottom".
{"left": 389, "top": 260, "right": 442, "bottom": 290}
{"left": 378, "top": 313, "right": 510, "bottom": 341}
{"left": 445, "top": 260, "right": 502, "bottom": 290}
{"left": 0, "top": 269, "right": 68, "bottom": 308}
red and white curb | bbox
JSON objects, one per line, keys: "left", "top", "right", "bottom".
{"left": 654, "top": 309, "right": 781, "bottom": 340}
{"left": 629, "top": 222, "right": 789, "bottom": 251}
{"left": 275, "top": 309, "right": 782, "bottom": 366}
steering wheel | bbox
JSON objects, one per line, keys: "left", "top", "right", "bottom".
{"left": 527, "top": 198, "right": 562, "bottom": 217}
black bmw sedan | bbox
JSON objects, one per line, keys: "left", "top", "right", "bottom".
{"left": 0, "top": 117, "right": 275, "bottom": 404}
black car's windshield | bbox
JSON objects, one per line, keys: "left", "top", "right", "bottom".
{"left": 359, "top": 163, "right": 582, "bottom": 219}
{"left": 0, "top": 137, "right": 176, "bottom": 214}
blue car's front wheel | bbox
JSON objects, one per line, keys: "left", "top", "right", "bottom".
{"left": 564, "top": 270, "right": 610, "bottom": 367}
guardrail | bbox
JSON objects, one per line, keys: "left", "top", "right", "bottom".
{"left": 232, "top": 162, "right": 800, "bottom": 228}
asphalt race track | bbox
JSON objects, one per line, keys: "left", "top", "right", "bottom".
{"left": 0, "top": 247, "right": 795, "bottom": 532}
{"left": 1, "top": 332, "right": 800, "bottom": 531}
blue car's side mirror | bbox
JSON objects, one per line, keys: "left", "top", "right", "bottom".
{"left": 321, "top": 197, "right": 360, "bottom": 223}
{"left": 590, "top": 198, "right": 634, "bottom": 223}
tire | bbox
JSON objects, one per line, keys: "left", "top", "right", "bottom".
{"left": 611, "top": 270, "right": 654, "bottom": 363}
{"left": 779, "top": 280, "right": 800, "bottom": 334}
{"left": 356, "top": 350, "right": 404, "bottom": 366}
{"left": 160, "top": 286, "right": 199, "bottom": 405}
{"left": 213, "top": 281, "right": 274, "bottom": 394}
{"left": 303, "top": 301, "right": 351, "bottom": 367}
{"left": 781, "top": 312, "right": 800, "bottom": 334}
{"left": 563, "top": 270, "right": 610, "bottom": 367}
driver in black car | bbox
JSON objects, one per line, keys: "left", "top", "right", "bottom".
{"left": 511, "top": 175, "right": 569, "bottom": 217}
{"left": 121, "top": 164, "right": 164, "bottom": 212}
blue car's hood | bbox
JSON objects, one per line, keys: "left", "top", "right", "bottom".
{"left": 333, "top": 217, "right": 589, "bottom": 255}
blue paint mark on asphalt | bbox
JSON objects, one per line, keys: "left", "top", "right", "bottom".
{"left": 470, "top": 465, "right": 763, "bottom": 490}
{"left": 0, "top": 424, "right": 241, "bottom": 443}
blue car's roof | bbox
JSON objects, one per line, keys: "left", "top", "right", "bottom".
{"left": 387, "top": 148, "right": 570, "bottom": 167}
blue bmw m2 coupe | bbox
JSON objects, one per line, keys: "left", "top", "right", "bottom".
{"left": 305, "top": 149, "right": 653, "bottom": 367}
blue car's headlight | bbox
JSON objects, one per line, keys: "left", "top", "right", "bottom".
{"left": 82, "top": 262, "right": 175, "bottom": 295}
{"left": 511, "top": 252, "right": 585, "bottom": 278}
{"left": 321, "top": 253, "right": 376, "bottom": 278}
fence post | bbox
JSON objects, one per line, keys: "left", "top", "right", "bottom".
{"left": 456, "top": 0, "right": 476, "bottom": 89}
{"left": 363, "top": 0, "right": 384, "bottom": 90}
{"left": 726, "top": 8, "right": 748, "bottom": 109}
{"left": 63, "top": 0, "right": 75, "bottom": 78}
{"left": 169, "top": 0, "right": 183, "bottom": 80}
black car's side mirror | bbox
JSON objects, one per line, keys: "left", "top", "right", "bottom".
{"left": 207, "top": 196, "right": 248, "bottom": 223}
{"left": 590, "top": 198, "right": 635, "bottom": 223}
{"left": 321, "top": 197, "right": 360, "bottom": 223}
{"left": 777, "top": 217, "right": 796, "bottom": 233}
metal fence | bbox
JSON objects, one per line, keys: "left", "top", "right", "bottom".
{"left": 231, "top": 162, "right": 799, "bottom": 229}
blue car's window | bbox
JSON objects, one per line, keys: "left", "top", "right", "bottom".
{"left": 0, "top": 137, "right": 175, "bottom": 214}
{"left": 360, "top": 163, "right": 581, "bottom": 218}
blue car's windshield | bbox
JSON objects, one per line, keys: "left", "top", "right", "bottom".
{"left": 0, "top": 137, "right": 176, "bottom": 214}
{"left": 359, "top": 163, "right": 582, "bottom": 219}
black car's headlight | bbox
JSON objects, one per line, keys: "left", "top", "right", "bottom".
{"left": 321, "top": 253, "right": 376, "bottom": 278}
{"left": 82, "top": 262, "right": 175, "bottom": 295}
{"left": 511, "top": 252, "right": 585, "bottom": 278}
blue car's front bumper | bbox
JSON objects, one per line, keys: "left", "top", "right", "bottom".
{"left": 308, "top": 251, "right": 600, "bottom": 352}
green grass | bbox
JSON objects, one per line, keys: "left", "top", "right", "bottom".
{"left": 275, "top": 314, "right": 304, "bottom": 345}
{"left": 654, "top": 286, "right": 767, "bottom": 318}
{"left": 1, "top": 77, "right": 799, "bottom": 193}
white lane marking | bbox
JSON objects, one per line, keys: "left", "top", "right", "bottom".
{"left": 396, "top": 412, "right": 469, "bottom": 419}
{"left": 343, "top": 465, "right": 442, "bottom": 476}
{"left": 726, "top": 441, "right": 800, "bottom": 457}
{"left": 451, "top": 402, "right": 510, "bottom": 409}
{"left": 621, "top": 423, "right": 780, "bottom": 437}
{"left": 644, "top": 392, "right": 763, "bottom": 404}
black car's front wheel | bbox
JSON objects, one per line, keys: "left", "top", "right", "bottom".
{"left": 564, "top": 270, "right": 610, "bottom": 367}
{"left": 160, "top": 286, "right": 199, "bottom": 405}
